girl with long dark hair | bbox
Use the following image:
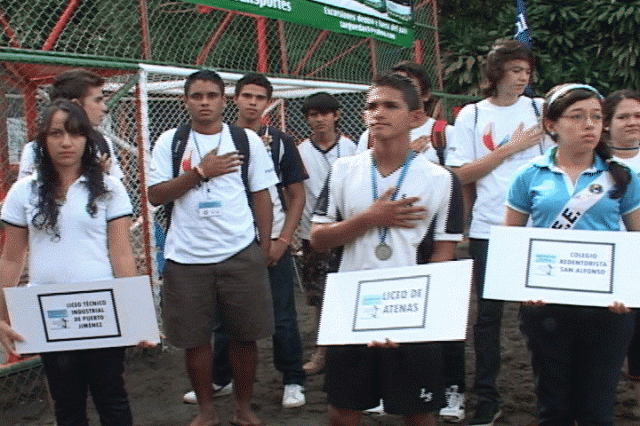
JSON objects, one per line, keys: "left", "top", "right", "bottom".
{"left": 0, "top": 99, "right": 140, "bottom": 425}
{"left": 505, "top": 83, "right": 640, "bottom": 425}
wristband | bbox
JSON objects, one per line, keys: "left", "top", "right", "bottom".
{"left": 193, "top": 165, "right": 206, "bottom": 180}
{"left": 277, "top": 236, "right": 290, "bottom": 246}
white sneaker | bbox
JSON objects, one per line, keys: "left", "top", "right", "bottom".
{"left": 182, "top": 381, "right": 233, "bottom": 404}
{"left": 365, "top": 399, "right": 385, "bottom": 415}
{"left": 282, "top": 384, "right": 306, "bottom": 408}
{"left": 439, "top": 385, "right": 465, "bottom": 423}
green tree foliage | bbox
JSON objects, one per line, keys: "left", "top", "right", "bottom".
{"left": 439, "top": 0, "right": 640, "bottom": 97}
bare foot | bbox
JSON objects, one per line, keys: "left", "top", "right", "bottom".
{"left": 189, "top": 412, "right": 221, "bottom": 426}
{"left": 230, "top": 408, "right": 263, "bottom": 426}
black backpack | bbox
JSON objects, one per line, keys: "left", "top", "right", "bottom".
{"left": 163, "top": 123, "right": 251, "bottom": 230}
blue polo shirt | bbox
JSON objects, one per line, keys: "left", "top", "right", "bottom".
{"left": 507, "top": 147, "right": 640, "bottom": 231}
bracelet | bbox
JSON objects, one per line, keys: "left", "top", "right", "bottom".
{"left": 193, "top": 165, "right": 206, "bottom": 180}
{"left": 277, "top": 236, "right": 290, "bottom": 246}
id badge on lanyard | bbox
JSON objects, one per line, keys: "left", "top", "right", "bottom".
{"left": 198, "top": 200, "right": 222, "bottom": 217}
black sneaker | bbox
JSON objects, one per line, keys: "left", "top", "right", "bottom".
{"left": 468, "top": 402, "right": 501, "bottom": 426}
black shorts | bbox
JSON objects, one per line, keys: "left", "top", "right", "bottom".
{"left": 324, "top": 343, "right": 444, "bottom": 415}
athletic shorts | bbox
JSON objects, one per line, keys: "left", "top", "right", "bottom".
{"left": 300, "top": 239, "right": 339, "bottom": 306}
{"left": 324, "top": 343, "right": 444, "bottom": 415}
{"left": 161, "top": 242, "right": 274, "bottom": 348}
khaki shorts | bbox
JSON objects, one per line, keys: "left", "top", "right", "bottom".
{"left": 162, "top": 242, "right": 274, "bottom": 348}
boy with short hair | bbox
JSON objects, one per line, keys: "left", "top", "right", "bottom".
{"left": 297, "top": 92, "right": 357, "bottom": 374}
{"left": 148, "top": 70, "right": 277, "bottom": 426}
{"left": 311, "top": 73, "right": 464, "bottom": 426}
{"left": 182, "top": 72, "right": 308, "bottom": 408}
{"left": 356, "top": 61, "right": 452, "bottom": 167}
{"left": 19, "top": 69, "right": 123, "bottom": 180}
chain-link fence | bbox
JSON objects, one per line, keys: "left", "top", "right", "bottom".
{"left": 0, "top": 0, "right": 443, "bottom": 409}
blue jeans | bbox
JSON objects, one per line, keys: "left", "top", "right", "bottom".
{"left": 470, "top": 238, "right": 502, "bottom": 405}
{"left": 40, "top": 348, "right": 132, "bottom": 426}
{"left": 520, "top": 305, "right": 635, "bottom": 426}
{"left": 214, "top": 250, "right": 305, "bottom": 386}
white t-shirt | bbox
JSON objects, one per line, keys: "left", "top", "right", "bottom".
{"left": 614, "top": 153, "right": 640, "bottom": 174}
{"left": 446, "top": 96, "right": 553, "bottom": 239}
{"left": 312, "top": 150, "right": 464, "bottom": 272}
{"left": 357, "top": 117, "right": 453, "bottom": 165}
{"left": 1, "top": 174, "right": 133, "bottom": 285}
{"left": 148, "top": 123, "right": 279, "bottom": 264}
{"left": 18, "top": 135, "right": 124, "bottom": 181}
{"left": 297, "top": 135, "right": 357, "bottom": 240}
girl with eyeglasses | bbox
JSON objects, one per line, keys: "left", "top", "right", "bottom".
{"left": 504, "top": 84, "right": 640, "bottom": 425}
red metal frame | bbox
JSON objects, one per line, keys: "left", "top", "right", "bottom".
{"left": 256, "top": 17, "right": 268, "bottom": 73}
{"left": 196, "top": 12, "right": 235, "bottom": 65}
{"left": 138, "top": 0, "right": 152, "bottom": 60}
{"left": 42, "top": 0, "right": 81, "bottom": 51}
{"left": 413, "top": 39, "right": 423, "bottom": 65}
{"left": 134, "top": 83, "right": 153, "bottom": 279}
{"left": 0, "top": 8, "right": 20, "bottom": 48}
{"left": 293, "top": 30, "right": 328, "bottom": 76}
{"left": 306, "top": 37, "right": 369, "bottom": 78}
{"left": 369, "top": 38, "right": 378, "bottom": 78}
{"left": 277, "top": 20, "right": 289, "bottom": 74}
{"left": 427, "top": 0, "right": 443, "bottom": 90}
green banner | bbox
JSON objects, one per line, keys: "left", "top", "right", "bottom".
{"left": 184, "top": 0, "right": 414, "bottom": 48}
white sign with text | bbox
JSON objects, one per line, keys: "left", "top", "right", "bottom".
{"left": 485, "top": 226, "right": 640, "bottom": 307}
{"left": 4, "top": 276, "right": 160, "bottom": 354}
{"left": 317, "top": 260, "right": 472, "bottom": 345}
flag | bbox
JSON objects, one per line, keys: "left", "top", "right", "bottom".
{"left": 514, "top": 0, "right": 535, "bottom": 96}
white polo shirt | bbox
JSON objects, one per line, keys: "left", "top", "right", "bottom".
{"left": 148, "top": 123, "right": 279, "bottom": 264}
{"left": 1, "top": 174, "right": 133, "bottom": 285}
{"left": 297, "top": 135, "right": 356, "bottom": 240}
{"left": 312, "top": 150, "right": 464, "bottom": 272}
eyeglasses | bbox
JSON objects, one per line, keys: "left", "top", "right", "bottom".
{"left": 559, "top": 113, "right": 603, "bottom": 123}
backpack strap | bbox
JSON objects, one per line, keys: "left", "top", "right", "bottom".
{"left": 265, "top": 127, "right": 288, "bottom": 211}
{"left": 228, "top": 124, "right": 252, "bottom": 211}
{"left": 531, "top": 98, "right": 544, "bottom": 154}
{"left": 531, "top": 98, "right": 541, "bottom": 118}
{"left": 472, "top": 103, "right": 479, "bottom": 160}
{"left": 431, "top": 119, "right": 448, "bottom": 166}
{"left": 171, "top": 124, "right": 192, "bottom": 179}
{"left": 164, "top": 124, "right": 192, "bottom": 231}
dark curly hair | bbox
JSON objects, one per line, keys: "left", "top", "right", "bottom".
{"left": 543, "top": 83, "right": 630, "bottom": 199}
{"left": 32, "top": 99, "right": 110, "bottom": 240}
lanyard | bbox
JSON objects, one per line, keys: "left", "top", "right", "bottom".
{"left": 371, "top": 151, "right": 415, "bottom": 246}
{"left": 191, "top": 130, "right": 222, "bottom": 160}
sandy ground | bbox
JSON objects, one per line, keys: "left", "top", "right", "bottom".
{"left": 3, "top": 276, "right": 640, "bottom": 425}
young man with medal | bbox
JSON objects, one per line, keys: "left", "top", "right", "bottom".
{"left": 148, "top": 70, "right": 278, "bottom": 426}
{"left": 310, "top": 74, "right": 464, "bottom": 426}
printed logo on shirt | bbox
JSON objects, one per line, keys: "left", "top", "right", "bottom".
{"left": 482, "top": 123, "right": 508, "bottom": 151}
{"left": 589, "top": 183, "right": 603, "bottom": 194}
{"left": 182, "top": 149, "right": 193, "bottom": 172}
